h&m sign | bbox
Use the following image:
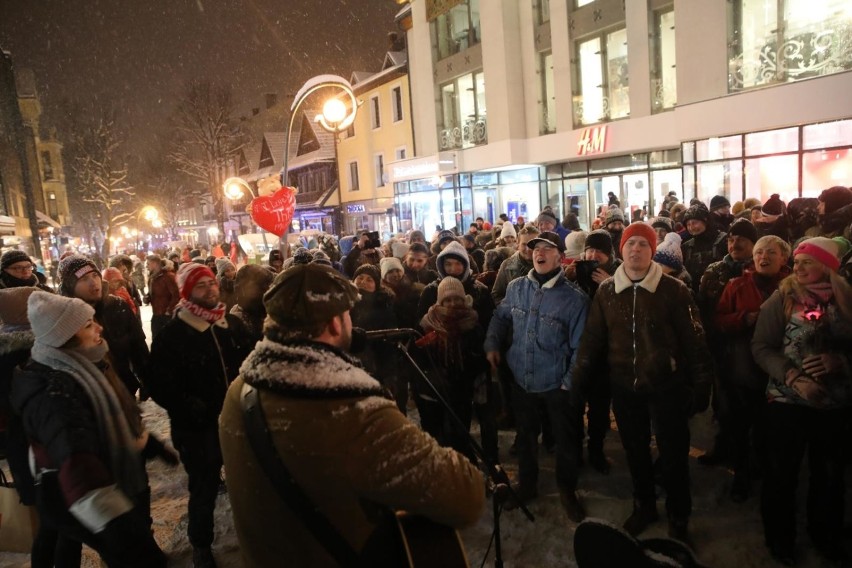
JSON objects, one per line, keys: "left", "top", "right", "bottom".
{"left": 577, "top": 126, "right": 608, "bottom": 156}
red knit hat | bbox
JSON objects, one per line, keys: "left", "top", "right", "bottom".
{"left": 793, "top": 237, "right": 841, "bottom": 272}
{"left": 176, "top": 262, "right": 216, "bottom": 299}
{"left": 621, "top": 222, "right": 658, "bottom": 257}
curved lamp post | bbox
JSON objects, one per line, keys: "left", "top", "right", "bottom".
{"left": 223, "top": 176, "right": 270, "bottom": 254}
{"left": 133, "top": 205, "right": 160, "bottom": 252}
{"left": 281, "top": 75, "right": 359, "bottom": 232}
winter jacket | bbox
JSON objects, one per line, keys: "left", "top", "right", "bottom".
{"left": 491, "top": 251, "right": 533, "bottom": 304}
{"left": 0, "top": 329, "right": 36, "bottom": 504}
{"left": 681, "top": 229, "right": 727, "bottom": 293}
{"left": 714, "top": 268, "right": 788, "bottom": 389}
{"left": 418, "top": 244, "right": 494, "bottom": 327}
{"left": 698, "top": 255, "right": 752, "bottom": 329}
{"left": 0, "top": 271, "right": 53, "bottom": 292}
{"left": 219, "top": 339, "right": 485, "bottom": 568}
{"left": 752, "top": 289, "right": 852, "bottom": 409}
{"left": 229, "top": 303, "right": 265, "bottom": 343}
{"left": 147, "top": 269, "right": 179, "bottom": 316}
{"left": 806, "top": 202, "right": 852, "bottom": 239}
{"left": 94, "top": 295, "right": 149, "bottom": 395}
{"left": 485, "top": 270, "right": 589, "bottom": 393}
{"left": 148, "top": 311, "right": 253, "bottom": 431}
{"left": 572, "top": 262, "right": 714, "bottom": 405}
{"left": 351, "top": 288, "right": 398, "bottom": 382}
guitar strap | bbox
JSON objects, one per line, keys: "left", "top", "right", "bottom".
{"left": 240, "top": 382, "right": 361, "bottom": 567}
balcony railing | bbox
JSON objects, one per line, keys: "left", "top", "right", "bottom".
{"left": 438, "top": 117, "right": 488, "bottom": 151}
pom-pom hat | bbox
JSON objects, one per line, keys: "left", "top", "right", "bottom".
{"left": 653, "top": 233, "right": 683, "bottom": 271}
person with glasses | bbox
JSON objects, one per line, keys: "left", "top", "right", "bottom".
{"left": 0, "top": 250, "right": 53, "bottom": 292}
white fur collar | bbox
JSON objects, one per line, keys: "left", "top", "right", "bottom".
{"left": 613, "top": 262, "right": 663, "bottom": 294}
{"left": 177, "top": 309, "right": 229, "bottom": 332}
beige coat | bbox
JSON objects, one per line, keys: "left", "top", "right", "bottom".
{"left": 219, "top": 338, "right": 485, "bottom": 567}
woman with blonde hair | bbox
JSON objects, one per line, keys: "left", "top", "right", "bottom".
{"left": 752, "top": 237, "right": 852, "bottom": 565}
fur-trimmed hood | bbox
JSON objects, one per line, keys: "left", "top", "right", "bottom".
{"left": 239, "top": 338, "right": 384, "bottom": 399}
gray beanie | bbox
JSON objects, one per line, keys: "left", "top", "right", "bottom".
{"left": 215, "top": 257, "right": 235, "bottom": 275}
{"left": 28, "top": 290, "right": 95, "bottom": 348}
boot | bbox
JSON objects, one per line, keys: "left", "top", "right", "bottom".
{"left": 623, "top": 501, "right": 659, "bottom": 536}
{"left": 192, "top": 547, "right": 217, "bottom": 568}
{"left": 559, "top": 490, "right": 586, "bottom": 523}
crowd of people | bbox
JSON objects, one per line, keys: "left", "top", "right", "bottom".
{"left": 0, "top": 184, "right": 850, "bottom": 567}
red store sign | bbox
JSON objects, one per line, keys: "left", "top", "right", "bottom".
{"left": 576, "top": 126, "right": 608, "bottom": 156}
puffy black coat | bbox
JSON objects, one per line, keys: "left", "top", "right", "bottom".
{"left": 0, "top": 330, "right": 36, "bottom": 504}
{"left": 147, "top": 312, "right": 253, "bottom": 431}
{"left": 95, "top": 295, "right": 149, "bottom": 395}
{"left": 681, "top": 229, "right": 727, "bottom": 293}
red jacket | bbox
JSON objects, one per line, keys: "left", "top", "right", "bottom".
{"left": 149, "top": 270, "right": 180, "bottom": 316}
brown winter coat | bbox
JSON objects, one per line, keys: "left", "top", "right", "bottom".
{"left": 219, "top": 339, "right": 485, "bottom": 567}
{"left": 572, "top": 262, "right": 714, "bottom": 401}
{"left": 147, "top": 269, "right": 179, "bottom": 316}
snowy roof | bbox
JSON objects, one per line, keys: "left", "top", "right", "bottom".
{"left": 350, "top": 71, "right": 374, "bottom": 86}
{"left": 286, "top": 110, "right": 335, "bottom": 170}
{"left": 384, "top": 51, "right": 406, "bottom": 69}
{"left": 263, "top": 132, "right": 287, "bottom": 167}
{"left": 351, "top": 53, "right": 408, "bottom": 95}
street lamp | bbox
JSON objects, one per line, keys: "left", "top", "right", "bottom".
{"left": 134, "top": 205, "right": 160, "bottom": 252}
{"left": 281, "top": 75, "right": 359, "bottom": 233}
{"left": 222, "top": 176, "right": 270, "bottom": 255}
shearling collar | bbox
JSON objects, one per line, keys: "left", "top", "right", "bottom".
{"left": 177, "top": 308, "right": 229, "bottom": 332}
{"left": 0, "top": 330, "right": 35, "bottom": 356}
{"left": 240, "top": 338, "right": 384, "bottom": 399}
{"left": 613, "top": 261, "right": 663, "bottom": 294}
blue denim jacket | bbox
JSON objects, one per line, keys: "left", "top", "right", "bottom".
{"left": 484, "top": 270, "right": 589, "bottom": 393}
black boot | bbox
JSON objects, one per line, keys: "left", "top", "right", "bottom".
{"left": 559, "top": 490, "right": 586, "bottom": 523}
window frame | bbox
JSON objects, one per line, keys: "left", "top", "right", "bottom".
{"left": 370, "top": 95, "right": 381, "bottom": 130}
{"left": 349, "top": 161, "right": 360, "bottom": 192}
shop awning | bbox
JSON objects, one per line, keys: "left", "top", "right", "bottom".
{"left": 35, "top": 210, "right": 61, "bottom": 229}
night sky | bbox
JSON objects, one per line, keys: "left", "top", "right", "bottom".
{"left": 0, "top": 0, "right": 401, "bottom": 156}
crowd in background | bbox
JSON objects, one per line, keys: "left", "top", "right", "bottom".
{"left": 0, "top": 184, "right": 850, "bottom": 566}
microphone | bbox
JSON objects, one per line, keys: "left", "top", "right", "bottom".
{"left": 363, "top": 328, "right": 421, "bottom": 342}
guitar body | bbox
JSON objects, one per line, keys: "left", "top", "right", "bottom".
{"left": 395, "top": 512, "right": 470, "bottom": 568}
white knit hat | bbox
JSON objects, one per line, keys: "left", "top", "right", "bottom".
{"left": 391, "top": 241, "right": 410, "bottom": 259}
{"left": 28, "top": 290, "right": 95, "bottom": 348}
{"left": 380, "top": 256, "right": 404, "bottom": 280}
{"left": 564, "top": 231, "right": 589, "bottom": 261}
{"left": 653, "top": 232, "right": 683, "bottom": 271}
{"left": 500, "top": 223, "right": 517, "bottom": 240}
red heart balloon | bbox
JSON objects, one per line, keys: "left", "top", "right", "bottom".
{"left": 248, "top": 187, "right": 296, "bottom": 236}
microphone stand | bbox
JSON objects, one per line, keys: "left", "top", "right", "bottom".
{"left": 385, "top": 332, "right": 535, "bottom": 568}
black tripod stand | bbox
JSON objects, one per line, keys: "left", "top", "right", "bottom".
{"left": 382, "top": 330, "right": 535, "bottom": 568}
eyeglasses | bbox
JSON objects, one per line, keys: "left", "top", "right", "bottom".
{"left": 5, "top": 264, "right": 33, "bottom": 274}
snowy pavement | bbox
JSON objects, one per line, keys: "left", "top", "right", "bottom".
{"left": 2, "top": 305, "right": 851, "bottom": 567}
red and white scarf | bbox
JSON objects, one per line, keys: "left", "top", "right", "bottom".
{"left": 177, "top": 298, "right": 226, "bottom": 323}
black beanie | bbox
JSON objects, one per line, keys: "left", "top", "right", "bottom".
{"left": 0, "top": 250, "right": 32, "bottom": 271}
{"left": 819, "top": 186, "right": 852, "bottom": 215}
{"left": 683, "top": 204, "right": 710, "bottom": 224}
{"left": 584, "top": 230, "right": 614, "bottom": 256}
{"left": 57, "top": 254, "right": 100, "bottom": 296}
{"left": 353, "top": 263, "right": 381, "bottom": 290}
{"left": 762, "top": 193, "right": 785, "bottom": 217}
{"left": 727, "top": 218, "right": 758, "bottom": 243}
{"left": 710, "top": 195, "right": 731, "bottom": 211}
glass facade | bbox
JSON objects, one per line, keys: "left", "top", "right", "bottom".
{"left": 727, "top": 0, "right": 852, "bottom": 92}
{"left": 650, "top": 7, "right": 677, "bottom": 112}
{"left": 432, "top": 0, "right": 482, "bottom": 61}
{"left": 683, "top": 118, "right": 852, "bottom": 204}
{"left": 438, "top": 71, "right": 488, "bottom": 151}
{"left": 573, "top": 27, "right": 630, "bottom": 126}
{"left": 539, "top": 51, "right": 556, "bottom": 134}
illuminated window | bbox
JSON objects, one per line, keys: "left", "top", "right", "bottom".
{"left": 572, "top": 27, "right": 629, "bottom": 126}
{"left": 437, "top": 71, "right": 487, "bottom": 150}
{"left": 650, "top": 7, "right": 677, "bottom": 112}
{"left": 431, "top": 0, "right": 481, "bottom": 61}
{"left": 728, "top": 0, "right": 852, "bottom": 92}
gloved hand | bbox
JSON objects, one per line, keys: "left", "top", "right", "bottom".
{"left": 100, "top": 510, "right": 167, "bottom": 568}
{"left": 142, "top": 434, "right": 180, "bottom": 466}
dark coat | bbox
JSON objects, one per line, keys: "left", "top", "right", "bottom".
{"left": 95, "top": 295, "right": 149, "bottom": 395}
{"left": 417, "top": 277, "right": 494, "bottom": 330}
{"left": 0, "top": 330, "right": 36, "bottom": 504}
{"left": 681, "top": 228, "right": 727, "bottom": 293}
{"left": 350, "top": 288, "right": 398, "bottom": 382}
{"left": 147, "top": 270, "right": 179, "bottom": 316}
{"left": 147, "top": 311, "right": 253, "bottom": 431}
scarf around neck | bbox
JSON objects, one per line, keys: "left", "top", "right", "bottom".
{"left": 0, "top": 272, "right": 37, "bottom": 288}
{"left": 29, "top": 342, "right": 146, "bottom": 498}
{"left": 177, "top": 298, "right": 226, "bottom": 323}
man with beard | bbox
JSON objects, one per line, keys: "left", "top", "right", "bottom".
{"left": 603, "top": 208, "right": 626, "bottom": 258}
{"left": 148, "top": 263, "right": 254, "bottom": 568}
{"left": 709, "top": 195, "right": 734, "bottom": 232}
{"left": 58, "top": 255, "right": 149, "bottom": 399}
{"left": 681, "top": 204, "right": 727, "bottom": 293}
{"left": 485, "top": 232, "right": 589, "bottom": 522}
{"left": 218, "top": 263, "right": 484, "bottom": 567}
{"left": 572, "top": 222, "right": 712, "bottom": 545}
{"left": 0, "top": 250, "right": 53, "bottom": 292}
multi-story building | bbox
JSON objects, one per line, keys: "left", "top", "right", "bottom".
{"left": 391, "top": 0, "right": 851, "bottom": 232}
{"left": 337, "top": 49, "right": 413, "bottom": 235}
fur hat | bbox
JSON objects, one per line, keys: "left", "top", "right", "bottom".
{"left": 819, "top": 186, "right": 852, "bottom": 215}
{"left": 728, "top": 218, "right": 758, "bottom": 243}
{"left": 28, "top": 290, "right": 95, "bottom": 348}
{"left": 604, "top": 207, "right": 625, "bottom": 228}
{"left": 437, "top": 276, "right": 466, "bottom": 304}
{"left": 682, "top": 204, "right": 710, "bottom": 225}
{"left": 0, "top": 287, "right": 36, "bottom": 328}
{"left": 58, "top": 254, "right": 99, "bottom": 296}
{"left": 0, "top": 250, "right": 31, "bottom": 271}
{"left": 484, "top": 247, "right": 510, "bottom": 272}
{"left": 621, "top": 222, "right": 658, "bottom": 257}
{"left": 653, "top": 232, "right": 683, "bottom": 271}
{"left": 500, "top": 223, "right": 517, "bottom": 240}
{"left": 794, "top": 237, "right": 841, "bottom": 272}
{"left": 762, "top": 193, "right": 786, "bottom": 217}
{"left": 584, "top": 230, "right": 614, "bottom": 257}
{"left": 215, "top": 257, "right": 235, "bottom": 275}
{"left": 436, "top": 241, "right": 471, "bottom": 281}
{"left": 710, "top": 195, "right": 731, "bottom": 211}
{"left": 353, "top": 264, "right": 382, "bottom": 290}
{"left": 650, "top": 216, "right": 673, "bottom": 233}
{"left": 380, "top": 256, "right": 404, "bottom": 280}
{"left": 391, "top": 241, "right": 410, "bottom": 259}
{"left": 263, "top": 263, "right": 360, "bottom": 329}
{"left": 564, "top": 230, "right": 589, "bottom": 260}
{"left": 176, "top": 262, "right": 216, "bottom": 300}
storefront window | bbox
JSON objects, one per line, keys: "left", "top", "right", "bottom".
{"left": 696, "top": 135, "right": 742, "bottom": 161}
{"left": 802, "top": 149, "right": 852, "bottom": 196}
{"left": 623, "top": 173, "right": 650, "bottom": 221}
{"left": 650, "top": 168, "right": 683, "bottom": 214}
{"left": 572, "top": 27, "right": 630, "bottom": 126}
{"left": 539, "top": 51, "right": 556, "bottom": 134}
{"left": 432, "top": 0, "right": 482, "bottom": 61}
{"left": 745, "top": 154, "right": 799, "bottom": 203}
{"left": 473, "top": 187, "right": 499, "bottom": 224}
{"left": 438, "top": 71, "right": 487, "bottom": 151}
{"left": 650, "top": 7, "right": 677, "bottom": 113}
{"left": 499, "top": 167, "right": 539, "bottom": 184}
{"left": 745, "top": 127, "right": 798, "bottom": 155}
{"left": 727, "top": 0, "right": 852, "bottom": 92}
{"left": 697, "top": 161, "right": 743, "bottom": 205}
{"left": 803, "top": 118, "right": 852, "bottom": 150}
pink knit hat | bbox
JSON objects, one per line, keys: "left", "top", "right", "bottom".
{"left": 793, "top": 237, "right": 841, "bottom": 272}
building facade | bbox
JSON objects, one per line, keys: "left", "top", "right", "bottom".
{"left": 390, "top": 0, "right": 851, "bottom": 232}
